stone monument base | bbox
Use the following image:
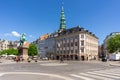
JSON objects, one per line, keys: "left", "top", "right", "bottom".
{"left": 18, "top": 47, "right": 29, "bottom": 61}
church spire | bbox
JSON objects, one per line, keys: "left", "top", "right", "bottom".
{"left": 59, "top": 2, "right": 66, "bottom": 31}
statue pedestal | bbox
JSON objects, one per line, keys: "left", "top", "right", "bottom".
{"left": 18, "top": 47, "right": 28, "bottom": 61}
{"left": 18, "top": 41, "right": 30, "bottom": 61}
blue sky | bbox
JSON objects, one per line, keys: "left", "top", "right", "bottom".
{"left": 0, "top": 0, "right": 120, "bottom": 44}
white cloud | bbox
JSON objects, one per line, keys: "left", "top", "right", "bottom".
{"left": 3, "top": 31, "right": 20, "bottom": 37}
{"left": 11, "top": 31, "right": 20, "bottom": 37}
{"left": 29, "top": 35, "right": 34, "bottom": 38}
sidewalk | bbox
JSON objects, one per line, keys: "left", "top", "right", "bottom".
{"left": 108, "top": 61, "right": 120, "bottom": 67}
{"left": 86, "top": 60, "right": 120, "bottom": 67}
{"left": 0, "top": 59, "right": 16, "bottom": 65}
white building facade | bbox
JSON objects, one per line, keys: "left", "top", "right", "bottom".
{"left": 55, "top": 26, "right": 98, "bottom": 61}
{"left": 0, "top": 40, "right": 9, "bottom": 51}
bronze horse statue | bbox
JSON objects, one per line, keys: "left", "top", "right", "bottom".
{"left": 19, "top": 33, "right": 26, "bottom": 46}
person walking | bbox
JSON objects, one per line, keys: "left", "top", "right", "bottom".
{"left": 60, "top": 56, "right": 64, "bottom": 63}
{"left": 15, "top": 56, "right": 19, "bottom": 62}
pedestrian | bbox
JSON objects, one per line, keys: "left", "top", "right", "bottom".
{"left": 20, "top": 56, "right": 23, "bottom": 61}
{"left": 60, "top": 56, "right": 64, "bottom": 63}
{"left": 15, "top": 56, "right": 19, "bottom": 62}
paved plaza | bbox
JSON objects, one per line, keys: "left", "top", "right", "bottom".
{"left": 0, "top": 60, "right": 120, "bottom": 80}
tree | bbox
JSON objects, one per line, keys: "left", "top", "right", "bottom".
{"left": 1, "top": 48, "right": 18, "bottom": 55}
{"left": 106, "top": 35, "right": 120, "bottom": 53}
{"left": 1, "top": 49, "right": 8, "bottom": 55}
{"left": 7, "top": 48, "right": 18, "bottom": 55}
{"left": 28, "top": 44, "right": 38, "bottom": 56}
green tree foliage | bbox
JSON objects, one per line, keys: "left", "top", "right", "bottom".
{"left": 28, "top": 44, "right": 38, "bottom": 56}
{"left": 1, "top": 48, "right": 18, "bottom": 55}
{"left": 107, "top": 35, "right": 120, "bottom": 53}
{"left": 1, "top": 50, "right": 8, "bottom": 55}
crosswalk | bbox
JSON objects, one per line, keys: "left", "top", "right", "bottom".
{"left": 70, "top": 68, "right": 120, "bottom": 80}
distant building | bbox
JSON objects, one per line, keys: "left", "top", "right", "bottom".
{"left": 40, "top": 33, "right": 50, "bottom": 40}
{"left": 45, "top": 32, "right": 58, "bottom": 59}
{"left": 0, "top": 39, "right": 20, "bottom": 52}
{"left": 0, "top": 39, "right": 9, "bottom": 51}
{"left": 8, "top": 41, "right": 19, "bottom": 49}
{"left": 37, "top": 39, "right": 46, "bottom": 58}
{"left": 34, "top": 34, "right": 50, "bottom": 58}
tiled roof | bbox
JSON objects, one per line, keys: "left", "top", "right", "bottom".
{"left": 58, "top": 26, "right": 98, "bottom": 39}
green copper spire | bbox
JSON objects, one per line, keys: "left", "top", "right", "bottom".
{"left": 59, "top": 2, "right": 66, "bottom": 30}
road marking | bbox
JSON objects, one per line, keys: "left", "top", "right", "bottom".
{"left": 94, "top": 70, "right": 120, "bottom": 76}
{"left": 0, "top": 72, "right": 73, "bottom": 80}
{"left": 70, "top": 74, "right": 95, "bottom": 80}
{"left": 70, "top": 68, "right": 120, "bottom": 80}
{"left": 80, "top": 73, "right": 113, "bottom": 80}
{"left": 40, "top": 63, "right": 68, "bottom": 66}
{"left": 0, "top": 73, "right": 4, "bottom": 76}
{"left": 87, "top": 71, "right": 120, "bottom": 79}
{"left": 98, "top": 69, "right": 120, "bottom": 72}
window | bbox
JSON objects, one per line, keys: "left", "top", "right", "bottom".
{"left": 71, "top": 42, "right": 73, "bottom": 47}
{"left": 60, "top": 51, "right": 62, "bottom": 54}
{"left": 67, "top": 50, "right": 69, "bottom": 54}
{"left": 75, "top": 49, "right": 78, "bottom": 53}
{"left": 64, "top": 50, "right": 66, "bottom": 54}
{"left": 71, "top": 50, "right": 73, "bottom": 53}
{"left": 67, "top": 43, "right": 69, "bottom": 47}
{"left": 57, "top": 43, "right": 61, "bottom": 47}
{"left": 70, "top": 37, "right": 73, "bottom": 41}
{"left": 75, "top": 42, "right": 78, "bottom": 46}
{"left": 81, "top": 47, "right": 84, "bottom": 53}
{"left": 75, "top": 36, "right": 78, "bottom": 39}
{"left": 81, "top": 34, "right": 84, "bottom": 38}
{"left": 63, "top": 43, "right": 66, "bottom": 47}
{"left": 81, "top": 40, "right": 84, "bottom": 46}
{"left": 44, "top": 47, "right": 48, "bottom": 49}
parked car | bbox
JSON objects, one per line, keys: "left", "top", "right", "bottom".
{"left": 27, "top": 57, "right": 32, "bottom": 62}
{"left": 33, "top": 56, "right": 38, "bottom": 62}
{"left": 102, "top": 57, "right": 107, "bottom": 62}
{"left": 42, "top": 57, "right": 48, "bottom": 60}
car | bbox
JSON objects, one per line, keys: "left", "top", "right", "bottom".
{"left": 102, "top": 57, "right": 107, "bottom": 62}
{"left": 33, "top": 56, "right": 38, "bottom": 62}
{"left": 27, "top": 57, "right": 32, "bottom": 62}
{"left": 42, "top": 57, "right": 48, "bottom": 60}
